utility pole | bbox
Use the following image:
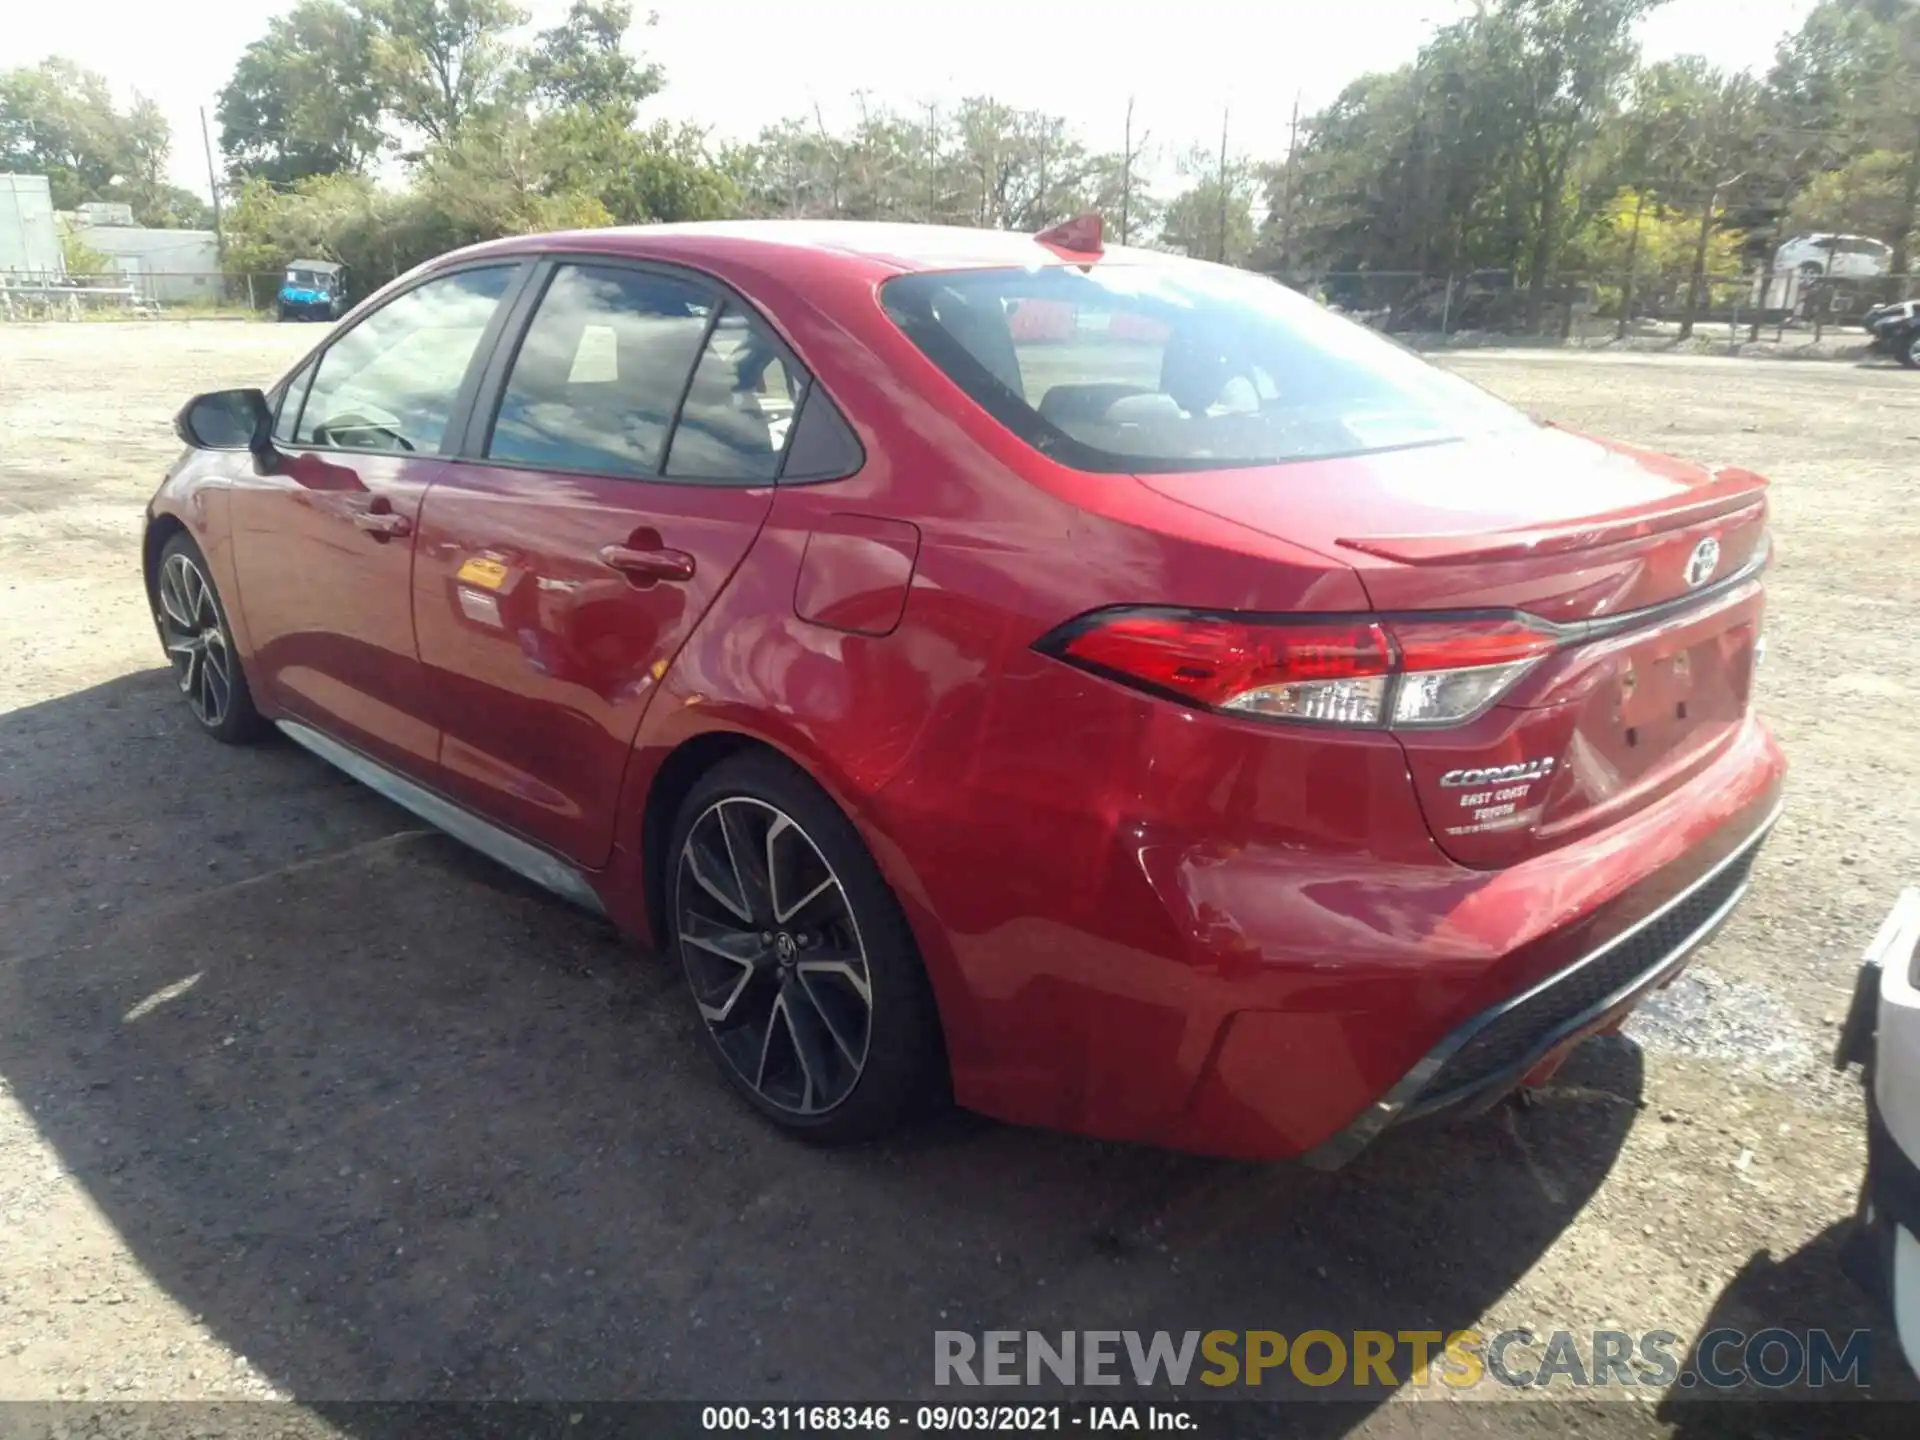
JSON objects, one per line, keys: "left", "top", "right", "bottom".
{"left": 923, "top": 100, "right": 940, "bottom": 224}
{"left": 1279, "top": 91, "right": 1301, "bottom": 273}
{"left": 198, "top": 106, "right": 223, "bottom": 255}
{"left": 1036, "top": 123, "right": 1049, "bottom": 231}
{"left": 812, "top": 103, "right": 840, "bottom": 216}
{"left": 1217, "top": 107, "right": 1230, "bottom": 264}
{"left": 1121, "top": 97, "right": 1134, "bottom": 246}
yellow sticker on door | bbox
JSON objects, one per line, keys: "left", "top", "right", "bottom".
{"left": 456, "top": 556, "right": 509, "bottom": 590}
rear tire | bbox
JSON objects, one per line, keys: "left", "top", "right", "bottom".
{"left": 666, "top": 752, "right": 946, "bottom": 1143}
{"left": 1901, "top": 329, "right": 1920, "bottom": 370}
{"left": 151, "top": 532, "right": 269, "bottom": 744}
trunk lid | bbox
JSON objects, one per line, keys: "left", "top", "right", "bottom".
{"left": 1137, "top": 425, "right": 1770, "bottom": 866}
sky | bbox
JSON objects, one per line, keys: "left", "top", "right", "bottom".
{"left": 3, "top": 0, "right": 1824, "bottom": 203}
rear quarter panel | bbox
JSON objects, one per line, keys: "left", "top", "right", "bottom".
{"left": 609, "top": 260, "right": 1380, "bottom": 1128}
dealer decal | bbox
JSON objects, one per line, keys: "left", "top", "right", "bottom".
{"left": 1440, "top": 757, "right": 1557, "bottom": 835}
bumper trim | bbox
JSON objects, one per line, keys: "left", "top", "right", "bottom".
{"left": 1301, "top": 797, "right": 1784, "bottom": 1171}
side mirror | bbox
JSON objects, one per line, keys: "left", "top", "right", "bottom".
{"left": 174, "top": 388, "right": 277, "bottom": 471}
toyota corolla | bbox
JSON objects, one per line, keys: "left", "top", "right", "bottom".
{"left": 146, "top": 217, "right": 1786, "bottom": 1162}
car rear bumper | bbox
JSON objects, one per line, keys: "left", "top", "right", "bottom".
{"left": 1300, "top": 798, "right": 1777, "bottom": 1168}
{"left": 1153, "top": 714, "right": 1786, "bottom": 1162}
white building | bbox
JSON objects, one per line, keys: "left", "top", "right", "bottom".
{"left": 0, "top": 173, "right": 62, "bottom": 276}
{"left": 72, "top": 221, "right": 221, "bottom": 304}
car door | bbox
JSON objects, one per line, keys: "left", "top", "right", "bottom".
{"left": 411, "top": 258, "right": 806, "bottom": 865}
{"left": 229, "top": 262, "right": 524, "bottom": 776}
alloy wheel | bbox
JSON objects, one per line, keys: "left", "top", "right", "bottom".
{"left": 674, "top": 796, "right": 874, "bottom": 1116}
{"left": 155, "top": 551, "right": 234, "bottom": 729}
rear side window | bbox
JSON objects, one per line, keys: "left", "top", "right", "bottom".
{"left": 296, "top": 266, "right": 512, "bottom": 453}
{"left": 664, "top": 307, "right": 810, "bottom": 483}
{"left": 881, "top": 265, "right": 1528, "bottom": 473}
{"left": 487, "top": 264, "right": 713, "bottom": 478}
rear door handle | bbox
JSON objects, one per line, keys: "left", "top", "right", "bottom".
{"left": 598, "top": 544, "right": 696, "bottom": 584}
{"left": 353, "top": 510, "right": 412, "bottom": 539}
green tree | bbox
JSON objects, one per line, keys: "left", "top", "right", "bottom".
{"left": 722, "top": 96, "right": 1130, "bottom": 232}
{"left": 60, "top": 226, "right": 113, "bottom": 278}
{"left": 1788, "top": 149, "right": 1920, "bottom": 254}
{"left": 221, "top": 172, "right": 391, "bottom": 279}
{"left": 1765, "top": 0, "right": 1920, "bottom": 273}
{"left": 218, "top": 0, "right": 385, "bottom": 183}
{"left": 415, "top": 113, "right": 614, "bottom": 239}
{"left": 361, "top": 0, "right": 527, "bottom": 146}
{"left": 722, "top": 116, "right": 844, "bottom": 219}
{"left": 1273, "top": 7, "right": 1623, "bottom": 285}
{"left": 943, "top": 97, "right": 1107, "bottom": 231}
{"left": 0, "top": 57, "right": 201, "bottom": 226}
{"left": 1609, "top": 58, "right": 1765, "bottom": 336}
{"left": 0, "top": 58, "right": 143, "bottom": 207}
{"left": 130, "top": 184, "right": 216, "bottom": 229}
{"left": 1159, "top": 146, "right": 1259, "bottom": 264}
{"left": 1088, "top": 147, "right": 1162, "bottom": 248}
{"left": 1472, "top": 0, "right": 1667, "bottom": 325}
{"left": 1568, "top": 186, "right": 1746, "bottom": 314}
{"left": 534, "top": 107, "right": 736, "bottom": 223}
{"left": 519, "top": 0, "right": 663, "bottom": 121}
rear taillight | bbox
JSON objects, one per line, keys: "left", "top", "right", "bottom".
{"left": 1042, "top": 609, "right": 1559, "bottom": 730}
{"left": 1384, "top": 616, "right": 1558, "bottom": 728}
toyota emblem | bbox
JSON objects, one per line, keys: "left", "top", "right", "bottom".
{"left": 1685, "top": 537, "right": 1720, "bottom": 589}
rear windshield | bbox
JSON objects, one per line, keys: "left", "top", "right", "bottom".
{"left": 881, "top": 264, "right": 1528, "bottom": 473}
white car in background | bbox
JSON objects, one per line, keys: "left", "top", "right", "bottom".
{"left": 1755, "top": 234, "right": 1896, "bottom": 320}
{"left": 1838, "top": 889, "right": 1920, "bottom": 1379}
{"left": 1773, "top": 234, "right": 1895, "bottom": 281}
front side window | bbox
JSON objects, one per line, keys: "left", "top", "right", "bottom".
{"left": 273, "top": 360, "right": 315, "bottom": 444}
{"left": 664, "top": 307, "right": 809, "bottom": 483}
{"left": 488, "top": 264, "right": 714, "bottom": 478}
{"left": 882, "top": 264, "right": 1529, "bottom": 473}
{"left": 295, "top": 266, "right": 512, "bottom": 454}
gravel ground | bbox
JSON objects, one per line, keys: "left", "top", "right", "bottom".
{"left": 1, "top": 325, "right": 1918, "bottom": 1434}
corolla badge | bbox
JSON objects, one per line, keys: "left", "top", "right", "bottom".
{"left": 1439, "top": 758, "right": 1556, "bottom": 788}
{"left": 1685, "top": 537, "right": 1721, "bottom": 588}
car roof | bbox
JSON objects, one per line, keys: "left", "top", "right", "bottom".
{"left": 289, "top": 258, "right": 342, "bottom": 272}
{"left": 450, "top": 220, "right": 1175, "bottom": 281}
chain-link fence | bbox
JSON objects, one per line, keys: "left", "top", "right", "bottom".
{"left": 1273, "top": 267, "right": 1920, "bottom": 347}
{"left": 0, "top": 272, "right": 292, "bottom": 321}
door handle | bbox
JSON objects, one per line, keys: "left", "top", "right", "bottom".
{"left": 353, "top": 510, "right": 412, "bottom": 539}
{"left": 598, "top": 544, "right": 696, "bottom": 584}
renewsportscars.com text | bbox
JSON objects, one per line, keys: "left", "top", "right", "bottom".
{"left": 934, "top": 1328, "right": 1872, "bottom": 1391}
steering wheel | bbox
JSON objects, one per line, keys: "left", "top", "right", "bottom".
{"left": 311, "top": 407, "right": 417, "bottom": 453}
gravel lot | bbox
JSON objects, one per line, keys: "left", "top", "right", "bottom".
{"left": 2, "top": 324, "right": 1918, "bottom": 1432}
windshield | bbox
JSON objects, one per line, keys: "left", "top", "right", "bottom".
{"left": 881, "top": 263, "right": 1529, "bottom": 472}
{"left": 287, "top": 269, "right": 330, "bottom": 289}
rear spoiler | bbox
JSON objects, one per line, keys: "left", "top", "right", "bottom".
{"left": 1337, "top": 469, "right": 1768, "bottom": 566}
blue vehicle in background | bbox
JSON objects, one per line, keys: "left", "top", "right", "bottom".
{"left": 277, "top": 259, "right": 347, "bottom": 322}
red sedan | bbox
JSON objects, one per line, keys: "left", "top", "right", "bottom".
{"left": 147, "top": 218, "right": 1785, "bottom": 1164}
